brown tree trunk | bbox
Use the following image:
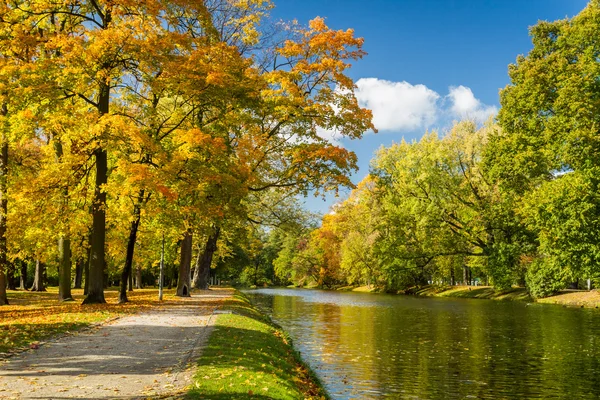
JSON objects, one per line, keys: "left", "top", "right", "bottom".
{"left": 118, "top": 190, "right": 143, "bottom": 303}
{"left": 30, "top": 259, "right": 46, "bottom": 292}
{"left": 83, "top": 146, "right": 107, "bottom": 304}
{"left": 74, "top": 257, "right": 83, "bottom": 289}
{"left": 176, "top": 230, "right": 193, "bottom": 297}
{"left": 58, "top": 237, "right": 73, "bottom": 301}
{"left": 19, "top": 259, "right": 27, "bottom": 290}
{"left": 193, "top": 227, "right": 220, "bottom": 290}
{"left": 0, "top": 104, "right": 8, "bottom": 305}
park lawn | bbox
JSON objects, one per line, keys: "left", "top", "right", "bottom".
{"left": 0, "top": 287, "right": 177, "bottom": 356}
{"left": 188, "top": 293, "right": 328, "bottom": 400}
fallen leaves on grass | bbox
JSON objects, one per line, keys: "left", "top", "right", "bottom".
{"left": 0, "top": 287, "right": 179, "bottom": 355}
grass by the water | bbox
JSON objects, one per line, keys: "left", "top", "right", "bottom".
{"left": 411, "top": 285, "right": 600, "bottom": 308}
{"left": 413, "top": 285, "right": 532, "bottom": 301}
{"left": 0, "top": 287, "right": 178, "bottom": 356}
{"left": 188, "top": 292, "right": 327, "bottom": 400}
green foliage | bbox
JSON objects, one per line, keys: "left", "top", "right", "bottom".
{"left": 498, "top": 1, "right": 600, "bottom": 175}
{"left": 521, "top": 170, "right": 600, "bottom": 281}
{"left": 486, "top": 242, "right": 522, "bottom": 291}
{"left": 525, "top": 258, "right": 570, "bottom": 299}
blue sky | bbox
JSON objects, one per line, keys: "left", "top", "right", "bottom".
{"left": 270, "top": 0, "right": 589, "bottom": 213}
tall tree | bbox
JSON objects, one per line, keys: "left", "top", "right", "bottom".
{"left": 496, "top": 0, "right": 600, "bottom": 292}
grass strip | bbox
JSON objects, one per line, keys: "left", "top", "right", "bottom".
{"left": 412, "top": 285, "right": 532, "bottom": 301}
{"left": 187, "top": 292, "right": 328, "bottom": 400}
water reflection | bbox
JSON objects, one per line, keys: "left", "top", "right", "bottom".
{"left": 244, "top": 288, "right": 600, "bottom": 399}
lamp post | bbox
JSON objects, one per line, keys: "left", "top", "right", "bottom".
{"left": 159, "top": 232, "right": 164, "bottom": 301}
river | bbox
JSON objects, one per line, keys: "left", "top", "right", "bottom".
{"left": 244, "top": 288, "right": 600, "bottom": 399}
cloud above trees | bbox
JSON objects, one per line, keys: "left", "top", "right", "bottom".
{"left": 354, "top": 78, "right": 497, "bottom": 133}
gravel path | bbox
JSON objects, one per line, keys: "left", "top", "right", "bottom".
{"left": 0, "top": 291, "right": 232, "bottom": 399}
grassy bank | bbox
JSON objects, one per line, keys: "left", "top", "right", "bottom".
{"left": 537, "top": 289, "right": 600, "bottom": 308}
{"left": 0, "top": 287, "right": 178, "bottom": 356}
{"left": 409, "top": 285, "right": 600, "bottom": 308}
{"left": 411, "top": 285, "right": 532, "bottom": 301}
{"left": 188, "top": 292, "right": 328, "bottom": 400}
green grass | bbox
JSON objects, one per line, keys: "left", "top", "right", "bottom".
{"left": 187, "top": 293, "right": 328, "bottom": 400}
{"left": 412, "top": 285, "right": 532, "bottom": 301}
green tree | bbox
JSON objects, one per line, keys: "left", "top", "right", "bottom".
{"left": 373, "top": 121, "right": 526, "bottom": 290}
{"left": 496, "top": 1, "right": 600, "bottom": 294}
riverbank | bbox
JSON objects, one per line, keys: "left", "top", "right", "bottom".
{"left": 406, "top": 285, "right": 600, "bottom": 308}
{"left": 337, "top": 284, "right": 600, "bottom": 308}
{"left": 188, "top": 291, "right": 328, "bottom": 400}
{"left": 409, "top": 285, "right": 532, "bottom": 301}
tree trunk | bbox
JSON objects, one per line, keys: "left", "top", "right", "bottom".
{"left": 30, "top": 259, "right": 46, "bottom": 292}
{"left": 118, "top": 190, "right": 143, "bottom": 303}
{"left": 135, "top": 264, "right": 142, "bottom": 289}
{"left": 83, "top": 234, "right": 91, "bottom": 295}
{"left": 176, "top": 230, "right": 193, "bottom": 297}
{"left": 193, "top": 227, "right": 220, "bottom": 290}
{"left": 7, "top": 261, "right": 17, "bottom": 290}
{"left": 74, "top": 257, "right": 83, "bottom": 289}
{"left": 54, "top": 137, "right": 73, "bottom": 301}
{"left": 58, "top": 237, "right": 73, "bottom": 301}
{"left": 82, "top": 147, "right": 108, "bottom": 304}
{"left": 167, "top": 265, "right": 173, "bottom": 290}
{"left": 19, "top": 259, "right": 27, "bottom": 290}
{"left": 82, "top": 35, "right": 111, "bottom": 304}
{"left": 0, "top": 103, "right": 8, "bottom": 305}
{"left": 190, "top": 244, "right": 202, "bottom": 288}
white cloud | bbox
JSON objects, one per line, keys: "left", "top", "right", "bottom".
{"left": 355, "top": 78, "right": 440, "bottom": 132}
{"left": 353, "top": 78, "right": 497, "bottom": 133}
{"left": 447, "top": 85, "right": 497, "bottom": 124}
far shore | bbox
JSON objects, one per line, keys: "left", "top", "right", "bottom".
{"left": 337, "top": 284, "right": 600, "bottom": 308}
{"left": 270, "top": 284, "right": 600, "bottom": 309}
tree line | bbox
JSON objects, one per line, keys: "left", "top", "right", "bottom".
{"left": 0, "top": 0, "right": 374, "bottom": 305}
{"left": 251, "top": 1, "right": 600, "bottom": 298}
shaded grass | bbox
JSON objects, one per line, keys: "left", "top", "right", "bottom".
{"left": 0, "top": 287, "right": 179, "bottom": 356}
{"left": 188, "top": 293, "right": 327, "bottom": 400}
{"left": 412, "top": 285, "right": 532, "bottom": 301}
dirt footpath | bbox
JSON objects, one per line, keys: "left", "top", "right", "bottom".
{"left": 0, "top": 290, "right": 233, "bottom": 399}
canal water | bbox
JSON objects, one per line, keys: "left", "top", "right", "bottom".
{"left": 244, "top": 288, "right": 600, "bottom": 399}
